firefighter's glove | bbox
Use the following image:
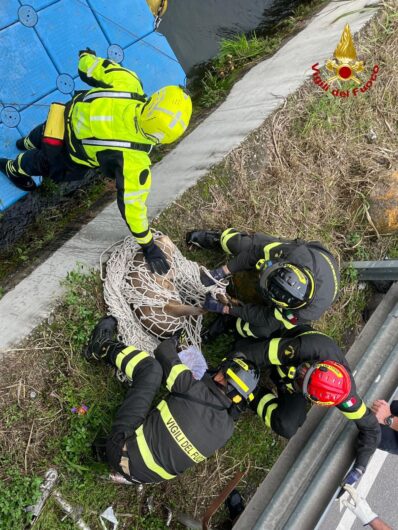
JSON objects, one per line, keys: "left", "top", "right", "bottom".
{"left": 342, "top": 485, "right": 378, "bottom": 525}
{"left": 200, "top": 267, "right": 227, "bottom": 287}
{"left": 203, "top": 293, "right": 226, "bottom": 314}
{"left": 338, "top": 467, "right": 363, "bottom": 498}
{"left": 79, "top": 47, "right": 96, "bottom": 57}
{"left": 142, "top": 241, "right": 170, "bottom": 275}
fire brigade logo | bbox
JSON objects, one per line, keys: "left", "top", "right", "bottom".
{"left": 311, "top": 24, "right": 379, "bottom": 98}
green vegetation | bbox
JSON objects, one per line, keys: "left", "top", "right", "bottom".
{"left": 0, "top": 177, "right": 112, "bottom": 296}
{"left": 192, "top": 0, "right": 329, "bottom": 109}
{"left": 0, "top": 467, "right": 41, "bottom": 529}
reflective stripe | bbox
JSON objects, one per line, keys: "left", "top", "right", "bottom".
{"left": 263, "top": 242, "right": 282, "bottom": 260}
{"left": 166, "top": 364, "right": 190, "bottom": 391}
{"left": 87, "top": 58, "right": 100, "bottom": 77}
{"left": 298, "top": 331, "right": 328, "bottom": 337}
{"left": 81, "top": 138, "right": 152, "bottom": 152}
{"left": 257, "top": 393, "right": 276, "bottom": 418}
{"left": 135, "top": 425, "right": 176, "bottom": 480}
{"left": 83, "top": 90, "right": 136, "bottom": 101}
{"left": 16, "top": 155, "right": 29, "bottom": 176}
{"left": 136, "top": 232, "right": 153, "bottom": 245}
{"left": 115, "top": 346, "right": 149, "bottom": 379}
{"left": 220, "top": 228, "right": 237, "bottom": 254}
{"left": 340, "top": 401, "right": 367, "bottom": 420}
{"left": 268, "top": 338, "right": 281, "bottom": 365}
{"left": 82, "top": 139, "right": 131, "bottom": 148}
{"left": 242, "top": 322, "right": 257, "bottom": 338}
{"left": 90, "top": 115, "right": 113, "bottom": 122}
{"left": 274, "top": 308, "right": 296, "bottom": 330}
{"left": 319, "top": 251, "right": 339, "bottom": 301}
{"left": 226, "top": 368, "right": 249, "bottom": 392}
{"left": 265, "top": 403, "right": 278, "bottom": 427}
{"left": 236, "top": 318, "right": 245, "bottom": 337}
{"left": 157, "top": 401, "right": 206, "bottom": 464}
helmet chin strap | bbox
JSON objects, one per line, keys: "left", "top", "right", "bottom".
{"left": 134, "top": 112, "right": 160, "bottom": 145}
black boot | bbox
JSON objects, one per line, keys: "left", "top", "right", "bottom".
{"left": 16, "top": 135, "right": 37, "bottom": 150}
{"left": 186, "top": 230, "right": 221, "bottom": 249}
{"left": 0, "top": 158, "right": 37, "bottom": 192}
{"left": 225, "top": 489, "right": 245, "bottom": 522}
{"left": 83, "top": 316, "right": 118, "bottom": 362}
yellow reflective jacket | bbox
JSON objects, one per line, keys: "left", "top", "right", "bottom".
{"left": 66, "top": 53, "right": 156, "bottom": 245}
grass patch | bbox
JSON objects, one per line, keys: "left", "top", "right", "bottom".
{"left": 0, "top": 267, "right": 283, "bottom": 529}
{"left": 0, "top": 177, "right": 114, "bottom": 296}
{"left": 190, "top": 0, "right": 329, "bottom": 109}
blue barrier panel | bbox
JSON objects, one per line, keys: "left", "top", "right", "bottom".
{"left": 0, "top": 0, "right": 185, "bottom": 212}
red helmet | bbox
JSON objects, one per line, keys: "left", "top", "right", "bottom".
{"left": 302, "top": 360, "right": 351, "bottom": 407}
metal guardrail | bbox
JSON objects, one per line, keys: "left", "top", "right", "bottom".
{"left": 234, "top": 282, "right": 398, "bottom": 530}
{"left": 348, "top": 260, "right": 398, "bottom": 281}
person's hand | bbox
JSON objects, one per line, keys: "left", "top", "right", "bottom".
{"left": 142, "top": 241, "right": 170, "bottom": 275}
{"left": 371, "top": 400, "right": 391, "bottom": 424}
{"left": 79, "top": 47, "right": 96, "bottom": 58}
{"left": 200, "top": 266, "right": 228, "bottom": 287}
{"left": 342, "top": 485, "right": 378, "bottom": 525}
{"left": 337, "top": 467, "right": 363, "bottom": 498}
{"left": 203, "top": 293, "right": 227, "bottom": 314}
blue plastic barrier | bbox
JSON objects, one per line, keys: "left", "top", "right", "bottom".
{"left": 0, "top": 0, "right": 184, "bottom": 212}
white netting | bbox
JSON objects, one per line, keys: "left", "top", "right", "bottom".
{"left": 102, "top": 232, "right": 227, "bottom": 354}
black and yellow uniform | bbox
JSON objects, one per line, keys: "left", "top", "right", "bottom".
{"left": 221, "top": 229, "right": 340, "bottom": 339}
{"left": 105, "top": 339, "right": 235, "bottom": 483}
{"left": 236, "top": 327, "right": 380, "bottom": 470}
{"left": 6, "top": 52, "right": 156, "bottom": 247}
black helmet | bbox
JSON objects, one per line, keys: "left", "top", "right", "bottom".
{"left": 218, "top": 354, "right": 260, "bottom": 406}
{"left": 259, "top": 261, "right": 315, "bottom": 309}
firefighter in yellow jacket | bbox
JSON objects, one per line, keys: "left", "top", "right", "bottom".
{"left": 0, "top": 48, "right": 192, "bottom": 274}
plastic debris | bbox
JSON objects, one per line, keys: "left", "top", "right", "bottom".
{"left": 146, "top": 496, "right": 155, "bottom": 514}
{"left": 29, "top": 390, "right": 37, "bottom": 400}
{"left": 26, "top": 468, "right": 58, "bottom": 523}
{"left": 366, "top": 129, "right": 377, "bottom": 143}
{"left": 71, "top": 404, "right": 89, "bottom": 415}
{"left": 178, "top": 345, "right": 208, "bottom": 380}
{"left": 52, "top": 490, "right": 91, "bottom": 530}
{"left": 100, "top": 506, "right": 119, "bottom": 530}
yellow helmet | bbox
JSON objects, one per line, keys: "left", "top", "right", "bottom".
{"left": 139, "top": 86, "right": 192, "bottom": 144}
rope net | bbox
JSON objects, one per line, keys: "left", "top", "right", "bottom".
{"left": 103, "top": 232, "right": 226, "bottom": 354}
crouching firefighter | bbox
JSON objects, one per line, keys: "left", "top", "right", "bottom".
{"left": 236, "top": 326, "right": 381, "bottom": 491}
{"left": 84, "top": 316, "right": 259, "bottom": 484}
{"left": 186, "top": 228, "right": 340, "bottom": 339}
{"left": 1, "top": 48, "right": 192, "bottom": 275}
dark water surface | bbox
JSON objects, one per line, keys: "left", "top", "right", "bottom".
{"left": 159, "top": 0, "right": 309, "bottom": 73}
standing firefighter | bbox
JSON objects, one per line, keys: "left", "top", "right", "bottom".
{"left": 186, "top": 228, "right": 340, "bottom": 339}
{"left": 236, "top": 325, "right": 380, "bottom": 490}
{"left": 0, "top": 49, "right": 192, "bottom": 274}
{"left": 84, "top": 316, "right": 259, "bottom": 484}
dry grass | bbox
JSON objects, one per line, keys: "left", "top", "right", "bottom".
{"left": 156, "top": 1, "right": 398, "bottom": 340}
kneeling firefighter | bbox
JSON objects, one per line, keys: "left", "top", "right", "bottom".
{"left": 236, "top": 325, "right": 381, "bottom": 491}
{"left": 1, "top": 48, "right": 192, "bottom": 275}
{"left": 186, "top": 228, "right": 340, "bottom": 339}
{"left": 84, "top": 316, "right": 259, "bottom": 484}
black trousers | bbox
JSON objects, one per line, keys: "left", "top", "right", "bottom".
{"left": 15, "top": 122, "right": 87, "bottom": 182}
{"left": 268, "top": 390, "right": 308, "bottom": 439}
{"left": 378, "top": 400, "right": 398, "bottom": 455}
{"left": 105, "top": 355, "right": 163, "bottom": 479}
